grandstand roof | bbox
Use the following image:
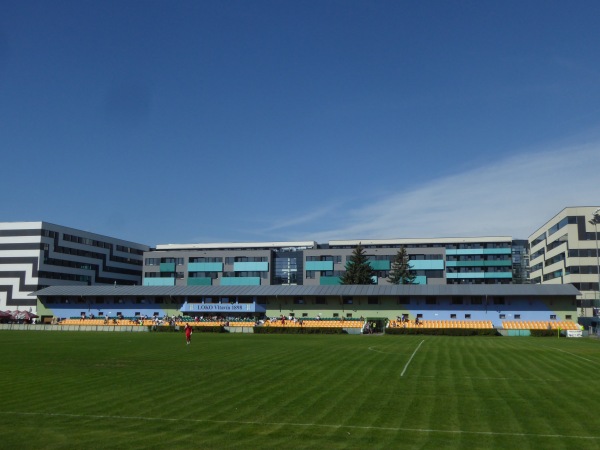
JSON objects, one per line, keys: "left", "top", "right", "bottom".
{"left": 32, "top": 284, "right": 580, "bottom": 298}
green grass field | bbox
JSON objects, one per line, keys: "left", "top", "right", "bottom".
{"left": 1, "top": 331, "right": 599, "bottom": 449}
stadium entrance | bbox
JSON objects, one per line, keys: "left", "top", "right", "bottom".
{"left": 365, "top": 317, "right": 386, "bottom": 334}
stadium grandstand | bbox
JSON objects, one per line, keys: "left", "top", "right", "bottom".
{"left": 30, "top": 284, "right": 580, "bottom": 334}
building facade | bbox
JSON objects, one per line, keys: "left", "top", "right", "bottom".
{"left": 0, "top": 222, "right": 149, "bottom": 311}
{"left": 142, "top": 237, "right": 517, "bottom": 287}
{"left": 528, "top": 206, "right": 600, "bottom": 317}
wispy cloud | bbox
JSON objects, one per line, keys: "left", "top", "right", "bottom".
{"left": 262, "top": 204, "right": 340, "bottom": 232}
{"left": 279, "top": 141, "right": 600, "bottom": 242}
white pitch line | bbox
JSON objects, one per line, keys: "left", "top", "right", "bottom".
{"left": 547, "top": 347, "right": 596, "bottom": 363}
{"left": 401, "top": 339, "right": 425, "bottom": 377}
{"left": 1, "top": 411, "right": 598, "bottom": 440}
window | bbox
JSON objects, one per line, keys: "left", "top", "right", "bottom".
{"left": 346, "top": 313, "right": 353, "bottom": 318}
{"left": 368, "top": 297, "right": 378, "bottom": 305}
{"left": 343, "top": 298, "right": 353, "bottom": 305}
{"left": 333, "top": 313, "right": 339, "bottom": 318}
{"left": 417, "top": 314, "right": 423, "bottom": 318}
{"left": 293, "top": 298, "right": 304, "bottom": 305}
{"left": 302, "top": 313, "right": 308, "bottom": 317}
{"left": 499, "top": 314, "right": 506, "bottom": 319}
{"left": 566, "top": 315, "right": 572, "bottom": 320}
{"left": 450, "top": 314, "right": 457, "bottom": 319}
{"left": 426, "top": 297, "right": 436, "bottom": 305}
{"left": 452, "top": 297, "right": 463, "bottom": 305}
{"left": 464, "top": 314, "right": 471, "bottom": 319}
{"left": 550, "top": 315, "right": 557, "bottom": 320}
{"left": 515, "top": 314, "right": 521, "bottom": 319}
{"left": 316, "top": 298, "right": 327, "bottom": 305}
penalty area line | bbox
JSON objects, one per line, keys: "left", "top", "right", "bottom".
{"left": 0, "top": 411, "right": 599, "bottom": 440}
{"left": 548, "top": 346, "right": 596, "bottom": 364}
{"left": 401, "top": 339, "right": 425, "bottom": 377}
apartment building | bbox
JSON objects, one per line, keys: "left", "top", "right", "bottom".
{"left": 528, "top": 206, "right": 600, "bottom": 315}
{"left": 142, "top": 237, "right": 518, "bottom": 287}
{"left": 0, "top": 222, "right": 149, "bottom": 311}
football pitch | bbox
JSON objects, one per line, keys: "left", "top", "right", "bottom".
{"left": 1, "top": 331, "right": 599, "bottom": 449}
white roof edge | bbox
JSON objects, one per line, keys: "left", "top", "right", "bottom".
{"left": 0, "top": 221, "right": 43, "bottom": 230}
{"left": 156, "top": 241, "right": 318, "bottom": 250}
{"left": 329, "top": 237, "right": 514, "bottom": 245}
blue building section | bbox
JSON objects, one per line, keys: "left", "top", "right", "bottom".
{"left": 397, "top": 297, "right": 561, "bottom": 327}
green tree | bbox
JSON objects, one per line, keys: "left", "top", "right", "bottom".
{"left": 340, "top": 243, "right": 375, "bottom": 285}
{"left": 387, "top": 246, "right": 416, "bottom": 284}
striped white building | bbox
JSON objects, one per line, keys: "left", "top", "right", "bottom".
{"left": 528, "top": 206, "right": 600, "bottom": 316}
{"left": 0, "top": 222, "right": 149, "bottom": 312}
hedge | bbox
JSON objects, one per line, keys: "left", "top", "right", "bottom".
{"left": 253, "top": 327, "right": 346, "bottom": 335}
{"left": 148, "top": 325, "right": 226, "bottom": 333}
{"left": 529, "top": 329, "right": 562, "bottom": 337}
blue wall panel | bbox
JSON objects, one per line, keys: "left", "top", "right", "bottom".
{"left": 306, "top": 261, "right": 334, "bottom": 271}
{"left": 143, "top": 278, "right": 175, "bottom": 286}
{"left": 409, "top": 260, "right": 444, "bottom": 270}
{"left": 233, "top": 262, "right": 269, "bottom": 272}
{"left": 221, "top": 277, "right": 261, "bottom": 286}
{"left": 188, "top": 262, "right": 223, "bottom": 272}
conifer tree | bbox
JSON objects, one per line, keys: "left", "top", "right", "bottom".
{"left": 387, "top": 246, "right": 416, "bottom": 284}
{"left": 340, "top": 243, "right": 375, "bottom": 285}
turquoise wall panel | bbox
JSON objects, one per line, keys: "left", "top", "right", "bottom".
{"left": 483, "top": 260, "right": 512, "bottom": 266}
{"left": 368, "top": 260, "right": 390, "bottom": 270}
{"left": 221, "top": 277, "right": 261, "bottom": 286}
{"left": 484, "top": 272, "right": 513, "bottom": 279}
{"left": 160, "top": 263, "right": 175, "bottom": 272}
{"left": 414, "top": 275, "right": 427, "bottom": 284}
{"left": 187, "top": 277, "right": 212, "bottom": 286}
{"left": 508, "top": 330, "right": 531, "bottom": 336}
{"left": 306, "top": 261, "right": 334, "bottom": 271}
{"left": 483, "top": 248, "right": 512, "bottom": 255}
{"left": 144, "top": 278, "right": 175, "bottom": 286}
{"left": 320, "top": 276, "right": 340, "bottom": 285}
{"left": 409, "top": 260, "right": 444, "bottom": 270}
{"left": 188, "top": 262, "right": 223, "bottom": 272}
{"left": 233, "top": 262, "right": 269, "bottom": 272}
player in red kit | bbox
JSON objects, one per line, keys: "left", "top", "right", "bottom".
{"left": 185, "top": 323, "right": 193, "bottom": 345}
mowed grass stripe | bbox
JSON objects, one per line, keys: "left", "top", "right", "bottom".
{"left": 2, "top": 332, "right": 600, "bottom": 450}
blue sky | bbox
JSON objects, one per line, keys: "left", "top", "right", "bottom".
{"left": 1, "top": 1, "right": 599, "bottom": 246}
